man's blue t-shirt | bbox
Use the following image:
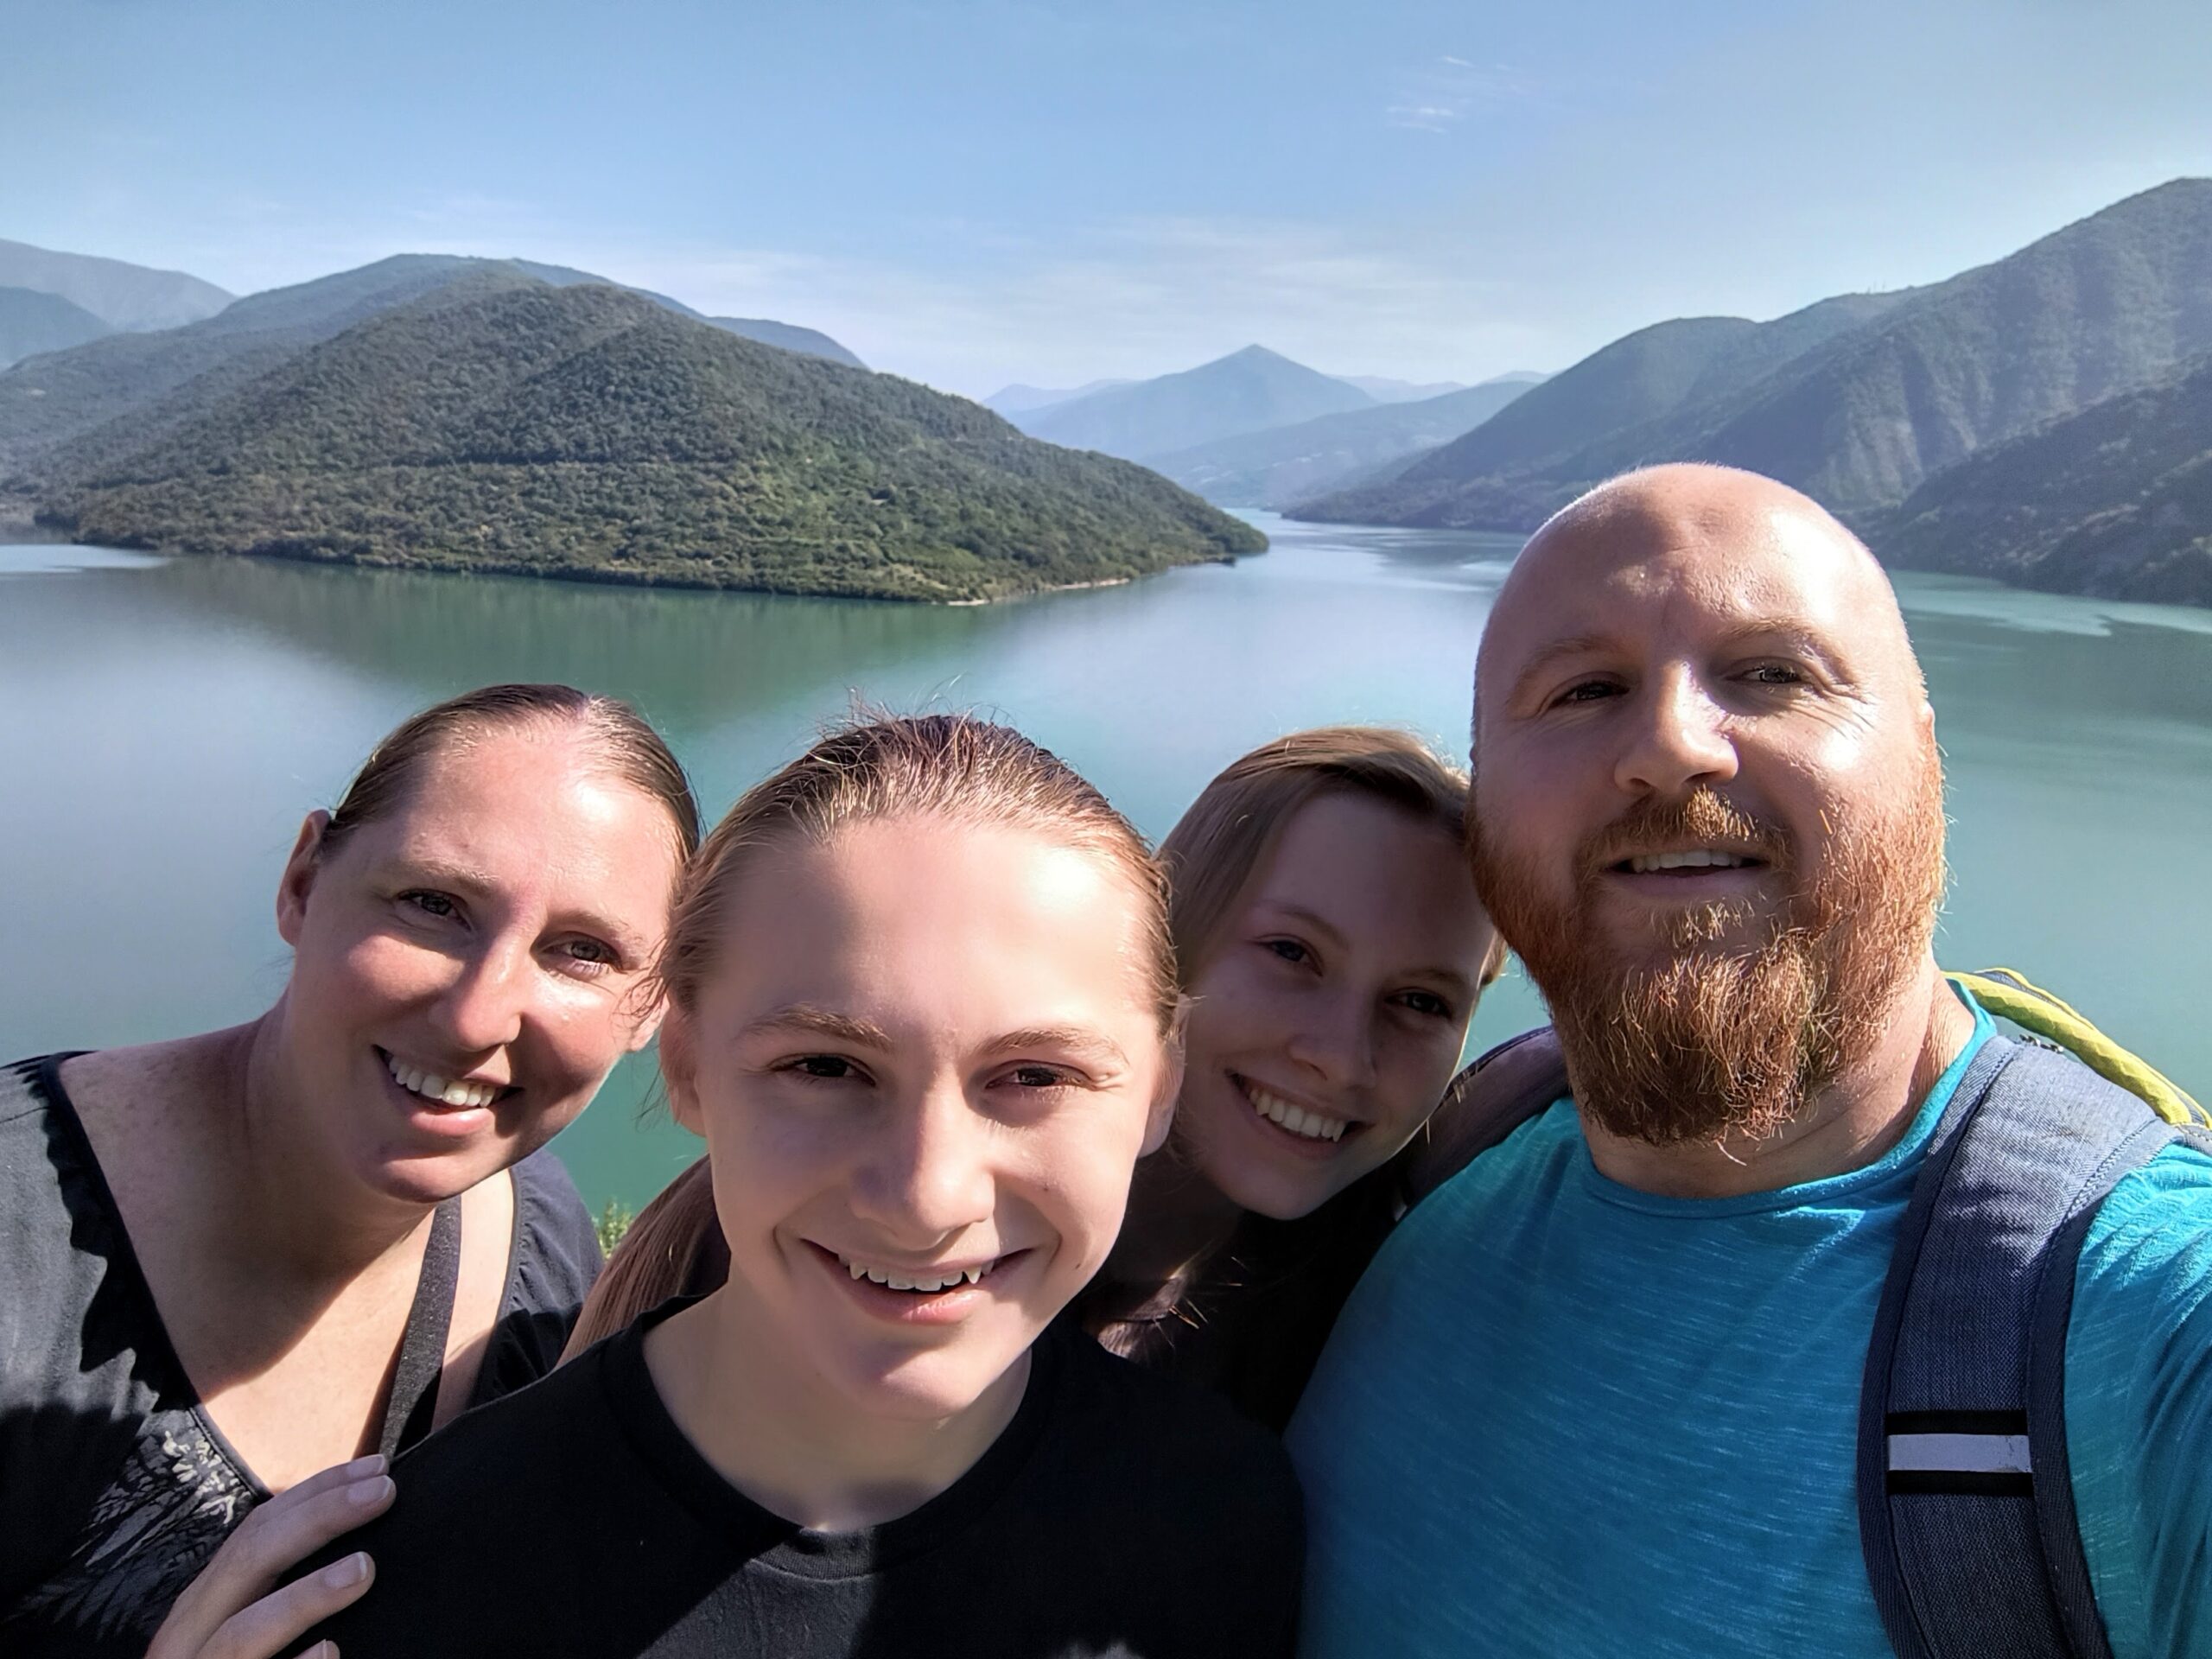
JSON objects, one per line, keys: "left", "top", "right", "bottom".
{"left": 1286, "top": 995, "right": 2212, "bottom": 1656}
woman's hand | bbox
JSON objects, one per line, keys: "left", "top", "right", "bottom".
{"left": 147, "top": 1453, "right": 395, "bottom": 1659}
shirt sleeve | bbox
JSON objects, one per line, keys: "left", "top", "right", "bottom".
{"left": 2065, "top": 1140, "right": 2212, "bottom": 1659}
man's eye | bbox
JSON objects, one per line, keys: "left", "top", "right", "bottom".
{"left": 1007, "top": 1065, "right": 1073, "bottom": 1090}
{"left": 401, "top": 891, "right": 459, "bottom": 918}
{"left": 1556, "top": 680, "right": 1621, "bottom": 705}
{"left": 1745, "top": 663, "right": 1805, "bottom": 685}
{"left": 791, "top": 1055, "right": 860, "bottom": 1081}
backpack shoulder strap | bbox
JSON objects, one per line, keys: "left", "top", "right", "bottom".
{"left": 1857, "top": 1034, "right": 2195, "bottom": 1659}
{"left": 1401, "top": 1026, "right": 1570, "bottom": 1208}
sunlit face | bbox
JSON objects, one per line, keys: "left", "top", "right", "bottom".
{"left": 666, "top": 816, "right": 1176, "bottom": 1426}
{"left": 274, "top": 725, "right": 683, "bottom": 1205}
{"left": 1468, "top": 494, "right": 1946, "bottom": 1144}
{"left": 1177, "top": 791, "right": 1495, "bottom": 1219}
{"left": 1471, "top": 505, "right": 1934, "bottom": 973}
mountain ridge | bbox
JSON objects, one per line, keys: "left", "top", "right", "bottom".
{"left": 1296, "top": 180, "right": 2212, "bottom": 545}
{"left": 35, "top": 280, "right": 1265, "bottom": 603}
{"left": 0, "top": 287, "right": 113, "bottom": 371}
{"left": 0, "top": 238, "right": 232, "bottom": 333}
{"left": 1016, "top": 345, "right": 1374, "bottom": 461}
{"left": 1147, "top": 375, "right": 1543, "bottom": 508}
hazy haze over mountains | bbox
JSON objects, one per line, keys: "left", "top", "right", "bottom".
{"left": 984, "top": 380, "right": 1135, "bottom": 417}
{"left": 1297, "top": 181, "right": 2212, "bottom": 560}
{"left": 1147, "top": 374, "right": 1545, "bottom": 509}
{"left": 1011, "top": 345, "right": 1376, "bottom": 461}
{"left": 0, "top": 238, "right": 232, "bottom": 334}
{"left": 0, "top": 287, "right": 113, "bottom": 371}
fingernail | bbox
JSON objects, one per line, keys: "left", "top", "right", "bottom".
{"left": 344, "top": 1453, "right": 388, "bottom": 1477}
{"left": 321, "top": 1553, "right": 370, "bottom": 1588}
{"left": 346, "top": 1476, "right": 393, "bottom": 1506}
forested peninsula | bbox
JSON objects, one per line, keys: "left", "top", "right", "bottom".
{"left": 9, "top": 270, "right": 1263, "bottom": 604}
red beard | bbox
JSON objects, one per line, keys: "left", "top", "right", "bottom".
{"left": 1470, "top": 747, "right": 1947, "bottom": 1148}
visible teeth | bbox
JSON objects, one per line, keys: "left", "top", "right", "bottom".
{"left": 385, "top": 1053, "right": 499, "bottom": 1109}
{"left": 839, "top": 1255, "right": 993, "bottom": 1294}
{"left": 1628, "top": 849, "right": 1752, "bottom": 874}
{"left": 1246, "top": 1084, "right": 1349, "bottom": 1143}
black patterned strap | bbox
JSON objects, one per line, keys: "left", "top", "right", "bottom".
{"left": 378, "top": 1197, "right": 463, "bottom": 1460}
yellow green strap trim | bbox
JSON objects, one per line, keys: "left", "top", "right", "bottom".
{"left": 1952, "top": 968, "right": 2209, "bottom": 1130}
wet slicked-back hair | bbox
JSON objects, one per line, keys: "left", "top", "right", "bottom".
{"left": 320, "top": 683, "right": 701, "bottom": 861}
{"left": 564, "top": 712, "right": 1178, "bottom": 1356}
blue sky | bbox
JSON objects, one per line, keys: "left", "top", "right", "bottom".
{"left": 7, "top": 0, "right": 2209, "bottom": 395}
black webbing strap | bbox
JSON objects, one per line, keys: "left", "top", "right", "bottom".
{"left": 377, "top": 1196, "right": 463, "bottom": 1460}
{"left": 1856, "top": 1037, "right": 2184, "bottom": 1659}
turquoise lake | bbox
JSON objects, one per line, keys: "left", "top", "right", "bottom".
{"left": 4, "top": 513, "right": 2209, "bottom": 1213}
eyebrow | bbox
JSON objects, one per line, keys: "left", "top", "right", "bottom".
{"left": 1502, "top": 632, "right": 1620, "bottom": 705}
{"left": 380, "top": 855, "right": 655, "bottom": 960}
{"left": 1260, "top": 904, "right": 1480, "bottom": 1001}
{"left": 978, "top": 1027, "right": 1131, "bottom": 1070}
{"left": 1505, "top": 620, "right": 1853, "bottom": 704}
{"left": 1262, "top": 901, "right": 1350, "bottom": 946}
{"left": 740, "top": 1006, "right": 895, "bottom": 1048}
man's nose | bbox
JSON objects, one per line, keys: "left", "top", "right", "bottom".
{"left": 1616, "top": 666, "right": 1738, "bottom": 798}
{"left": 427, "top": 937, "right": 531, "bottom": 1054}
{"left": 849, "top": 1084, "right": 995, "bottom": 1247}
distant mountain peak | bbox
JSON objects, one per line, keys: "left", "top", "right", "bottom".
{"left": 1014, "top": 344, "right": 1374, "bottom": 461}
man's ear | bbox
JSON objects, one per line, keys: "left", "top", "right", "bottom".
{"left": 1141, "top": 998, "right": 1190, "bottom": 1158}
{"left": 659, "top": 1006, "right": 703, "bottom": 1137}
{"left": 275, "top": 811, "right": 333, "bottom": 947}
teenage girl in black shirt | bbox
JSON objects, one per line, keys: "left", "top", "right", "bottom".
{"left": 309, "top": 715, "right": 1301, "bottom": 1658}
{"left": 1079, "top": 726, "right": 1507, "bottom": 1427}
{"left": 0, "top": 683, "right": 700, "bottom": 1659}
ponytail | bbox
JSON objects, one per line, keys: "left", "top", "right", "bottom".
{"left": 562, "top": 1158, "right": 728, "bottom": 1360}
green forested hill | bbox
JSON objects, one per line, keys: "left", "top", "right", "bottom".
{"left": 1287, "top": 179, "right": 2212, "bottom": 607}
{"left": 39, "top": 281, "right": 1263, "bottom": 602}
{"left": 0, "top": 256, "right": 529, "bottom": 474}
{"left": 1880, "top": 351, "right": 2212, "bottom": 607}
{"left": 1294, "top": 293, "right": 1914, "bottom": 526}
{"left": 0, "top": 254, "right": 864, "bottom": 477}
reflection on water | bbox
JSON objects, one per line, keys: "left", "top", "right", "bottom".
{"left": 4, "top": 513, "right": 2208, "bottom": 1209}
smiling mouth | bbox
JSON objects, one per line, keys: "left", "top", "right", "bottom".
{"left": 823, "top": 1245, "right": 1020, "bottom": 1296}
{"left": 378, "top": 1047, "right": 512, "bottom": 1111}
{"left": 1236, "top": 1075, "right": 1357, "bottom": 1145}
{"left": 1611, "top": 849, "right": 1767, "bottom": 876}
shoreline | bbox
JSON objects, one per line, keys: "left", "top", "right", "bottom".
{"left": 14, "top": 520, "right": 1240, "bottom": 607}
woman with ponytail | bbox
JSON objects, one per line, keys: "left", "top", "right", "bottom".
{"left": 308, "top": 714, "right": 1301, "bottom": 1659}
{"left": 2, "top": 684, "right": 699, "bottom": 1659}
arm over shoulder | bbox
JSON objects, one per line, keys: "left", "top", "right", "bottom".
{"left": 2065, "top": 1140, "right": 2212, "bottom": 1658}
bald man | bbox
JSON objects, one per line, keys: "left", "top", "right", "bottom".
{"left": 1285, "top": 467, "right": 2212, "bottom": 1657}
